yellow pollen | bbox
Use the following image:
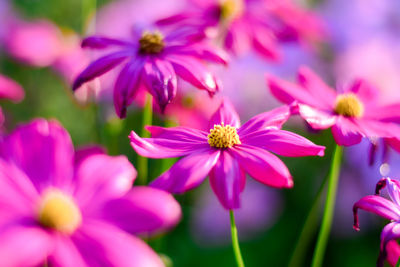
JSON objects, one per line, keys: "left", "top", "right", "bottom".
{"left": 220, "top": 0, "right": 244, "bottom": 21}
{"left": 334, "top": 93, "right": 364, "bottom": 117}
{"left": 139, "top": 31, "right": 165, "bottom": 54}
{"left": 38, "top": 189, "right": 82, "bottom": 234}
{"left": 208, "top": 123, "right": 241, "bottom": 148}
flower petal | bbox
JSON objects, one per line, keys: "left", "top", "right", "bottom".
{"left": 298, "top": 104, "right": 337, "bottom": 130}
{"left": 73, "top": 220, "right": 164, "bottom": 267}
{"left": 209, "top": 99, "right": 241, "bottom": 129}
{"left": 74, "top": 154, "right": 137, "bottom": 208}
{"left": 354, "top": 119, "right": 400, "bottom": 139}
{"left": 0, "top": 119, "right": 74, "bottom": 192}
{"left": 143, "top": 58, "right": 177, "bottom": 112}
{"left": 114, "top": 58, "right": 145, "bottom": 118}
{"left": 209, "top": 151, "right": 245, "bottom": 210}
{"left": 0, "top": 74, "right": 24, "bottom": 102}
{"left": 378, "top": 222, "right": 400, "bottom": 267}
{"left": 145, "top": 125, "right": 208, "bottom": 142}
{"left": 386, "top": 240, "right": 400, "bottom": 267}
{"left": 48, "top": 235, "right": 87, "bottom": 267}
{"left": 231, "top": 144, "right": 293, "bottom": 188}
{"left": 252, "top": 25, "right": 281, "bottom": 61}
{"left": 353, "top": 195, "right": 400, "bottom": 231}
{"left": 224, "top": 20, "right": 251, "bottom": 56}
{"left": 167, "top": 43, "right": 229, "bottom": 65}
{"left": 150, "top": 148, "right": 220, "bottom": 193}
{"left": 241, "top": 129, "right": 325, "bottom": 157}
{"left": 331, "top": 117, "right": 362, "bottom": 146}
{"left": 0, "top": 224, "right": 53, "bottom": 267}
{"left": 238, "top": 105, "right": 291, "bottom": 136}
{"left": 99, "top": 186, "right": 181, "bottom": 235}
{"left": 72, "top": 51, "right": 129, "bottom": 91}
{"left": 129, "top": 130, "right": 209, "bottom": 158}
{"left": 81, "top": 36, "right": 133, "bottom": 49}
{"left": 167, "top": 54, "right": 220, "bottom": 95}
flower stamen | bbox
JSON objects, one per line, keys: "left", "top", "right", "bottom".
{"left": 139, "top": 31, "right": 165, "bottom": 54}
{"left": 334, "top": 93, "right": 364, "bottom": 117}
{"left": 38, "top": 189, "right": 82, "bottom": 234}
{"left": 219, "top": 0, "right": 244, "bottom": 21}
{"left": 208, "top": 123, "right": 241, "bottom": 148}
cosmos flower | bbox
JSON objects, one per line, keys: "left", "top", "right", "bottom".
{"left": 129, "top": 99, "right": 325, "bottom": 209}
{"left": 0, "top": 119, "right": 181, "bottom": 267}
{"left": 267, "top": 66, "right": 400, "bottom": 146}
{"left": 353, "top": 177, "right": 400, "bottom": 267}
{"left": 73, "top": 26, "right": 228, "bottom": 117}
{"left": 157, "top": 0, "right": 326, "bottom": 61}
{"left": 0, "top": 74, "right": 24, "bottom": 126}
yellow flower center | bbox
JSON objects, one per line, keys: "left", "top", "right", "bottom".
{"left": 208, "top": 123, "right": 241, "bottom": 148}
{"left": 38, "top": 189, "right": 82, "bottom": 234}
{"left": 139, "top": 31, "right": 165, "bottom": 54}
{"left": 334, "top": 93, "right": 364, "bottom": 117}
{"left": 219, "top": 0, "right": 244, "bottom": 21}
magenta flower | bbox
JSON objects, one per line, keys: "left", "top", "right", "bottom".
{"left": 157, "top": 0, "right": 326, "bottom": 61}
{"left": 267, "top": 66, "right": 400, "bottom": 146}
{"left": 0, "top": 74, "right": 24, "bottom": 126}
{"left": 353, "top": 177, "right": 400, "bottom": 267}
{"left": 130, "top": 100, "right": 325, "bottom": 209}
{"left": 0, "top": 119, "right": 181, "bottom": 267}
{"left": 73, "top": 27, "right": 228, "bottom": 117}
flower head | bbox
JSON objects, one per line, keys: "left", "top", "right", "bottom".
{"left": 353, "top": 177, "right": 400, "bottom": 267}
{"left": 0, "top": 119, "right": 181, "bottom": 267}
{"left": 267, "top": 66, "right": 400, "bottom": 146}
{"left": 73, "top": 26, "right": 228, "bottom": 117}
{"left": 130, "top": 99, "right": 325, "bottom": 209}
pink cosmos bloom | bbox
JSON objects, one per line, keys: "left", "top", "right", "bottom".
{"left": 353, "top": 177, "right": 400, "bottom": 267}
{"left": 0, "top": 74, "right": 24, "bottom": 126}
{"left": 73, "top": 26, "right": 228, "bottom": 117}
{"left": 0, "top": 119, "right": 181, "bottom": 267}
{"left": 157, "top": 0, "right": 326, "bottom": 61}
{"left": 267, "top": 66, "right": 400, "bottom": 146}
{"left": 129, "top": 99, "right": 325, "bottom": 209}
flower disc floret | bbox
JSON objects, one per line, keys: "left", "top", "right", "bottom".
{"left": 208, "top": 123, "right": 241, "bottom": 148}
{"left": 38, "top": 189, "right": 82, "bottom": 234}
{"left": 219, "top": 0, "right": 244, "bottom": 21}
{"left": 139, "top": 31, "right": 165, "bottom": 54}
{"left": 334, "top": 93, "right": 364, "bottom": 117}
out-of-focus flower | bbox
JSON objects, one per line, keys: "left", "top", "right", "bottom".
{"left": 353, "top": 177, "right": 400, "bottom": 267}
{"left": 386, "top": 240, "right": 400, "bottom": 267}
{"left": 157, "top": 0, "right": 326, "bottom": 61}
{"left": 130, "top": 99, "right": 325, "bottom": 209}
{"left": 73, "top": 27, "right": 228, "bottom": 117}
{"left": 0, "top": 119, "right": 181, "bottom": 267}
{"left": 267, "top": 66, "right": 400, "bottom": 146}
{"left": 0, "top": 74, "right": 24, "bottom": 126}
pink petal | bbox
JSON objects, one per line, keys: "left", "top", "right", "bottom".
{"left": 331, "top": 117, "right": 362, "bottom": 146}
{"left": 353, "top": 195, "right": 400, "bottom": 231}
{"left": 355, "top": 119, "right": 400, "bottom": 139}
{"left": 209, "top": 99, "right": 241, "bottom": 129}
{"left": 231, "top": 144, "right": 293, "bottom": 188}
{"left": 168, "top": 43, "right": 229, "bottom": 65}
{"left": 0, "top": 119, "right": 74, "bottom": 192}
{"left": 146, "top": 125, "right": 208, "bottom": 142}
{"left": 0, "top": 74, "right": 24, "bottom": 102}
{"left": 224, "top": 20, "right": 252, "bottom": 56}
{"left": 386, "top": 240, "right": 400, "bottom": 267}
{"left": 386, "top": 138, "right": 400, "bottom": 154}
{"left": 99, "top": 186, "right": 181, "bottom": 234}
{"left": 74, "top": 145, "right": 106, "bottom": 166}
{"left": 348, "top": 79, "right": 379, "bottom": 106}
{"left": 241, "top": 129, "right": 325, "bottom": 157}
{"left": 365, "top": 104, "right": 400, "bottom": 123}
{"left": 129, "top": 130, "right": 209, "bottom": 158}
{"left": 81, "top": 36, "right": 133, "bottom": 49}
{"left": 48, "top": 235, "right": 87, "bottom": 267}
{"left": 252, "top": 25, "right": 281, "bottom": 61}
{"left": 209, "top": 151, "right": 245, "bottom": 210}
{"left": 0, "top": 225, "right": 53, "bottom": 267}
{"left": 74, "top": 220, "right": 164, "bottom": 267}
{"left": 238, "top": 105, "right": 291, "bottom": 136}
{"left": 379, "top": 222, "right": 400, "bottom": 267}
{"left": 298, "top": 104, "right": 337, "bottom": 130}
{"left": 74, "top": 154, "right": 137, "bottom": 208}
{"left": 150, "top": 148, "right": 220, "bottom": 193}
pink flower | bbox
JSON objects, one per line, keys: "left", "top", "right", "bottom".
{"left": 130, "top": 99, "right": 325, "bottom": 209}
{"left": 0, "top": 119, "right": 181, "bottom": 267}
{"left": 353, "top": 177, "right": 400, "bottom": 267}
{"left": 157, "top": 0, "right": 326, "bottom": 61}
{"left": 73, "top": 27, "right": 228, "bottom": 117}
{"left": 0, "top": 74, "right": 24, "bottom": 126}
{"left": 267, "top": 66, "right": 400, "bottom": 146}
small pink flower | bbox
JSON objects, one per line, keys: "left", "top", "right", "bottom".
{"left": 0, "top": 74, "right": 24, "bottom": 126}
{"left": 73, "top": 27, "right": 228, "bottom": 117}
{"left": 353, "top": 177, "right": 400, "bottom": 267}
{"left": 157, "top": 0, "right": 326, "bottom": 61}
{"left": 267, "top": 66, "right": 400, "bottom": 146}
{"left": 0, "top": 119, "right": 181, "bottom": 267}
{"left": 130, "top": 99, "right": 325, "bottom": 209}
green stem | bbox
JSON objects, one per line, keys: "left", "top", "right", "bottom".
{"left": 311, "top": 145, "right": 343, "bottom": 267}
{"left": 396, "top": 256, "right": 400, "bottom": 267}
{"left": 288, "top": 172, "right": 329, "bottom": 267}
{"left": 137, "top": 94, "right": 153, "bottom": 185}
{"left": 81, "top": 0, "right": 97, "bottom": 35}
{"left": 229, "top": 210, "right": 245, "bottom": 267}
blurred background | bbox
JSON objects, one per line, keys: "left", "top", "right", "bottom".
{"left": 1, "top": 0, "right": 400, "bottom": 266}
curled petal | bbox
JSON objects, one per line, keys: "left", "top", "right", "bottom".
{"left": 209, "top": 99, "right": 241, "bottom": 129}
{"left": 150, "top": 149, "right": 220, "bottom": 193}
{"left": 81, "top": 36, "right": 133, "bottom": 49}
{"left": 298, "top": 104, "right": 336, "bottom": 130}
{"left": 353, "top": 195, "right": 400, "bottom": 231}
{"left": 331, "top": 117, "right": 362, "bottom": 146}
{"left": 374, "top": 178, "right": 400, "bottom": 206}
{"left": 100, "top": 186, "right": 181, "bottom": 234}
